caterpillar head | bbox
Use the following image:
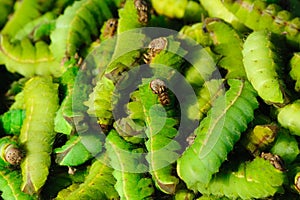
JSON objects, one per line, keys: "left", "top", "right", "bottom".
{"left": 261, "top": 152, "right": 285, "bottom": 171}
{"left": 144, "top": 37, "right": 168, "bottom": 63}
{"left": 134, "top": 0, "right": 149, "bottom": 25}
{"left": 5, "top": 145, "right": 23, "bottom": 166}
{"left": 150, "top": 78, "right": 167, "bottom": 94}
{"left": 148, "top": 37, "right": 168, "bottom": 54}
{"left": 103, "top": 18, "right": 118, "bottom": 38}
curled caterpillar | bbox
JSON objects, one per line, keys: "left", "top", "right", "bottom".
{"left": 101, "top": 18, "right": 118, "bottom": 39}
{"left": 150, "top": 78, "right": 170, "bottom": 106}
{"left": 4, "top": 144, "right": 23, "bottom": 166}
{"left": 143, "top": 37, "right": 168, "bottom": 64}
{"left": 134, "top": 0, "right": 149, "bottom": 25}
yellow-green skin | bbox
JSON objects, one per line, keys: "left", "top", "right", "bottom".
{"left": 242, "top": 30, "right": 284, "bottom": 104}
{"left": 278, "top": 100, "right": 300, "bottom": 136}
{"left": 19, "top": 76, "right": 59, "bottom": 195}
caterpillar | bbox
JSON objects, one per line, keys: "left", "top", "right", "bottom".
{"left": 106, "top": 130, "right": 154, "bottom": 199}
{"left": 100, "top": 18, "right": 118, "bottom": 40}
{"left": 150, "top": 78, "right": 170, "bottom": 106}
{"left": 242, "top": 30, "right": 285, "bottom": 105}
{"left": 0, "top": 136, "right": 23, "bottom": 167}
{"left": 49, "top": 0, "right": 115, "bottom": 61}
{"left": 86, "top": 12, "right": 147, "bottom": 132}
{"left": 277, "top": 99, "right": 300, "bottom": 136}
{"left": 177, "top": 79, "right": 258, "bottom": 189}
{"left": 290, "top": 52, "right": 300, "bottom": 92}
{"left": 195, "top": 157, "right": 285, "bottom": 199}
{"left": 203, "top": 18, "right": 247, "bottom": 79}
{"left": 19, "top": 76, "right": 59, "bottom": 194}
{"left": 138, "top": 82, "right": 180, "bottom": 194}
{"left": 222, "top": 0, "right": 300, "bottom": 48}
{"left": 85, "top": 76, "right": 116, "bottom": 133}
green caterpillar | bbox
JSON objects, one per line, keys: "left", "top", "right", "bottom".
{"left": 49, "top": 0, "right": 115, "bottom": 61}
{"left": 203, "top": 18, "right": 247, "bottom": 79}
{"left": 85, "top": 76, "right": 116, "bottom": 132}
{"left": 242, "top": 30, "right": 285, "bottom": 104}
{"left": 177, "top": 79, "right": 258, "bottom": 189}
{"left": 222, "top": 0, "right": 300, "bottom": 48}
{"left": 196, "top": 157, "right": 285, "bottom": 199}
{"left": 290, "top": 52, "right": 300, "bottom": 92}
{"left": 138, "top": 81, "right": 180, "bottom": 194}
{"left": 85, "top": 26, "right": 146, "bottom": 132}
{"left": 106, "top": 130, "right": 154, "bottom": 199}
{"left": 19, "top": 76, "right": 59, "bottom": 194}
{"left": 277, "top": 99, "right": 300, "bottom": 136}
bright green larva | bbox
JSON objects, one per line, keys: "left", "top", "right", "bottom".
{"left": 242, "top": 30, "right": 284, "bottom": 104}
{"left": 177, "top": 79, "right": 258, "bottom": 189}
{"left": 19, "top": 76, "right": 59, "bottom": 194}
